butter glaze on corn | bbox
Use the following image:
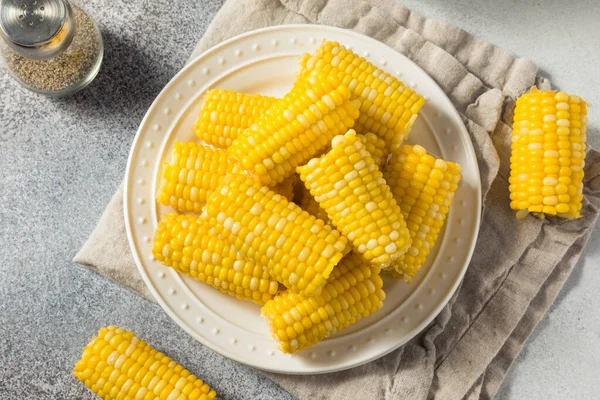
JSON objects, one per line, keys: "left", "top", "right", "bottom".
{"left": 202, "top": 175, "right": 348, "bottom": 297}
{"left": 261, "top": 252, "right": 385, "bottom": 353}
{"left": 300, "top": 41, "right": 424, "bottom": 149}
{"left": 297, "top": 130, "right": 410, "bottom": 267}
{"left": 195, "top": 89, "right": 276, "bottom": 148}
{"left": 384, "top": 144, "right": 461, "bottom": 280}
{"left": 74, "top": 326, "right": 216, "bottom": 400}
{"left": 153, "top": 212, "right": 279, "bottom": 304}
{"left": 228, "top": 72, "right": 359, "bottom": 186}
{"left": 509, "top": 88, "right": 587, "bottom": 219}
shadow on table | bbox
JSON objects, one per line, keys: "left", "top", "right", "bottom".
{"left": 535, "top": 67, "right": 552, "bottom": 84}
{"left": 50, "top": 30, "right": 171, "bottom": 123}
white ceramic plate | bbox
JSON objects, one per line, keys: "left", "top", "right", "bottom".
{"left": 124, "top": 25, "right": 481, "bottom": 374}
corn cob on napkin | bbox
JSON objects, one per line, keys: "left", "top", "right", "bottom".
{"left": 75, "top": 0, "right": 600, "bottom": 398}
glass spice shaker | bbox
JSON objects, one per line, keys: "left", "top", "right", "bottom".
{"left": 0, "top": 0, "right": 103, "bottom": 96}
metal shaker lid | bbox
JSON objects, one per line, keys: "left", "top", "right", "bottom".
{"left": 0, "top": 0, "right": 74, "bottom": 59}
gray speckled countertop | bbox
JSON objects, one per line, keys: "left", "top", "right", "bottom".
{"left": 0, "top": 0, "right": 598, "bottom": 399}
{"left": 0, "top": 0, "right": 289, "bottom": 399}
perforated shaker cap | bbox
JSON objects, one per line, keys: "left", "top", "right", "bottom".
{"left": 0, "top": 0, "right": 74, "bottom": 60}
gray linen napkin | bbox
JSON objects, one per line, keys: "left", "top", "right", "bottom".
{"left": 74, "top": 0, "right": 600, "bottom": 398}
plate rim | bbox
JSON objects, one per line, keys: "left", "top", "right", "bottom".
{"left": 124, "top": 23, "right": 482, "bottom": 374}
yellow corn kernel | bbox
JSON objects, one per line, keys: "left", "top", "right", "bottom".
{"left": 384, "top": 144, "right": 461, "bottom": 280}
{"left": 300, "top": 41, "right": 425, "bottom": 149}
{"left": 202, "top": 175, "right": 348, "bottom": 297}
{"left": 156, "top": 142, "right": 242, "bottom": 214}
{"left": 261, "top": 252, "right": 385, "bottom": 353}
{"left": 297, "top": 130, "right": 410, "bottom": 267}
{"left": 195, "top": 89, "right": 276, "bottom": 148}
{"left": 153, "top": 212, "right": 279, "bottom": 304}
{"left": 74, "top": 327, "right": 216, "bottom": 400}
{"left": 509, "top": 87, "right": 587, "bottom": 219}
{"left": 227, "top": 71, "right": 359, "bottom": 186}
{"left": 294, "top": 182, "right": 331, "bottom": 224}
{"left": 358, "top": 132, "right": 388, "bottom": 169}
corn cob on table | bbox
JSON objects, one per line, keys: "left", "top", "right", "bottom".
{"left": 74, "top": 327, "right": 216, "bottom": 400}
{"left": 509, "top": 88, "right": 588, "bottom": 219}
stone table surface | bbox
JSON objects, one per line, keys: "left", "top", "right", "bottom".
{"left": 0, "top": 0, "right": 598, "bottom": 399}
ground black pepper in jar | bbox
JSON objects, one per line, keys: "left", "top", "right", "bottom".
{"left": 0, "top": 0, "right": 103, "bottom": 96}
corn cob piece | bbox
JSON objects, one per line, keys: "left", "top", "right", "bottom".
{"left": 157, "top": 142, "right": 241, "bottom": 214}
{"left": 74, "top": 326, "right": 216, "bottom": 400}
{"left": 359, "top": 132, "right": 388, "bottom": 169}
{"left": 300, "top": 41, "right": 425, "bottom": 149}
{"left": 195, "top": 89, "right": 276, "bottom": 148}
{"left": 509, "top": 88, "right": 587, "bottom": 219}
{"left": 261, "top": 252, "right": 385, "bottom": 353}
{"left": 202, "top": 175, "right": 348, "bottom": 297}
{"left": 294, "top": 182, "right": 331, "bottom": 224}
{"left": 157, "top": 142, "right": 293, "bottom": 214}
{"left": 384, "top": 144, "right": 461, "bottom": 280}
{"left": 153, "top": 212, "right": 280, "bottom": 304}
{"left": 297, "top": 130, "right": 410, "bottom": 267}
{"left": 293, "top": 132, "right": 389, "bottom": 224}
{"left": 227, "top": 72, "right": 359, "bottom": 186}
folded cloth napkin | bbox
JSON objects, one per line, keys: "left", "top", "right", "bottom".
{"left": 75, "top": 0, "right": 600, "bottom": 398}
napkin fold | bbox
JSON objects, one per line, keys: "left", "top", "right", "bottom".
{"left": 75, "top": 0, "right": 600, "bottom": 398}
